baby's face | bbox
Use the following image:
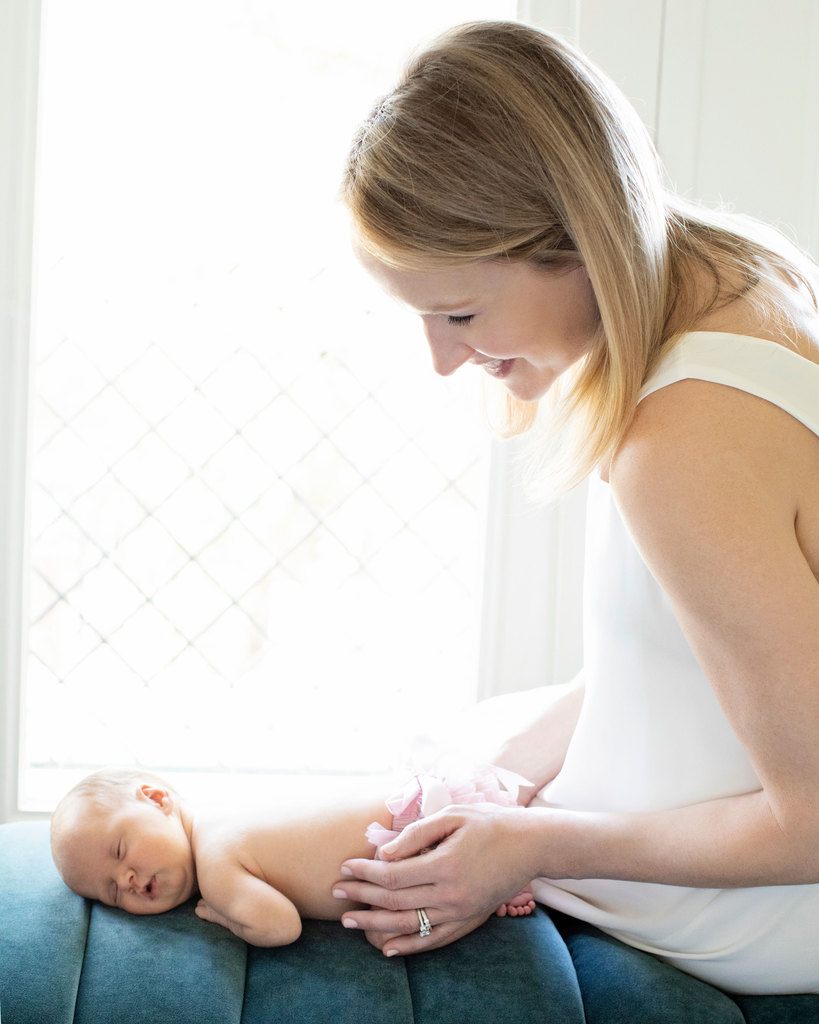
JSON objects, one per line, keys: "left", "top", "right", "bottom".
{"left": 57, "top": 784, "right": 197, "bottom": 915}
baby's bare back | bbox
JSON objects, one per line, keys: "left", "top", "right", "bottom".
{"left": 193, "top": 791, "right": 394, "bottom": 920}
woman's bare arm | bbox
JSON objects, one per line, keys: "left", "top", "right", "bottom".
{"left": 487, "top": 670, "right": 585, "bottom": 800}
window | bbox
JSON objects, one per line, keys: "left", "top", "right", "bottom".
{"left": 14, "top": 0, "right": 520, "bottom": 811}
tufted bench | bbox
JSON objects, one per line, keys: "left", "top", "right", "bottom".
{"left": 1, "top": 822, "right": 818, "bottom": 1023}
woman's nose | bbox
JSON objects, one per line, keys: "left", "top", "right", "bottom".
{"left": 424, "top": 329, "right": 474, "bottom": 376}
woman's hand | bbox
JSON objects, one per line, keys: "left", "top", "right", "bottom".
{"left": 361, "top": 910, "right": 495, "bottom": 956}
{"left": 331, "top": 802, "right": 539, "bottom": 956}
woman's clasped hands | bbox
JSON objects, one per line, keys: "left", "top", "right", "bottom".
{"left": 331, "top": 801, "right": 541, "bottom": 957}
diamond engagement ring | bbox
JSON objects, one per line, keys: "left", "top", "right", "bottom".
{"left": 417, "top": 908, "right": 432, "bottom": 938}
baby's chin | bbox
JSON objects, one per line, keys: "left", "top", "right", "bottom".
{"left": 122, "top": 896, "right": 181, "bottom": 915}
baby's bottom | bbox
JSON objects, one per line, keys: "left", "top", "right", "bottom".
{"left": 366, "top": 766, "right": 536, "bottom": 918}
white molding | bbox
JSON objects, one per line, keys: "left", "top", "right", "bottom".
{"left": 548, "top": 480, "right": 587, "bottom": 683}
{"left": 0, "top": 0, "right": 41, "bottom": 823}
{"left": 477, "top": 438, "right": 585, "bottom": 697}
{"left": 800, "top": 2, "right": 819, "bottom": 259}
{"left": 657, "top": 0, "right": 707, "bottom": 196}
{"left": 576, "top": 0, "right": 665, "bottom": 140}
{"left": 519, "top": 0, "right": 580, "bottom": 41}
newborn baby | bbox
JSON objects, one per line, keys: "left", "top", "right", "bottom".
{"left": 50, "top": 764, "right": 536, "bottom": 947}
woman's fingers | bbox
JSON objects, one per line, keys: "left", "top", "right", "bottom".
{"left": 337, "top": 849, "right": 438, "bottom": 890}
{"left": 374, "top": 813, "right": 459, "bottom": 862}
{"left": 335, "top": 803, "right": 538, "bottom": 938}
{"left": 377, "top": 911, "right": 493, "bottom": 958}
{"left": 333, "top": 878, "right": 437, "bottom": 913}
{"left": 343, "top": 907, "right": 440, "bottom": 936}
{"left": 341, "top": 811, "right": 460, "bottom": 868}
{"left": 363, "top": 928, "right": 404, "bottom": 952}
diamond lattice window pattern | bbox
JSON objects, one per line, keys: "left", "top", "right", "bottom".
{"left": 22, "top": 0, "right": 513, "bottom": 807}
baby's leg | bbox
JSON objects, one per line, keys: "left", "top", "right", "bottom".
{"left": 495, "top": 884, "right": 536, "bottom": 918}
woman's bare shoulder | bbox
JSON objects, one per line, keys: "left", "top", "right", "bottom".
{"left": 618, "top": 286, "right": 819, "bottom": 482}
{"left": 612, "top": 353, "right": 819, "bottom": 582}
{"left": 687, "top": 285, "right": 819, "bottom": 361}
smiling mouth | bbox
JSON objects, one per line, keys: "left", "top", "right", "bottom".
{"left": 472, "top": 357, "right": 514, "bottom": 378}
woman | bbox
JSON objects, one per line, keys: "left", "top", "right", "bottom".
{"left": 332, "top": 20, "right": 819, "bottom": 994}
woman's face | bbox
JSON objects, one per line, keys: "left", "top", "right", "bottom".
{"left": 355, "top": 247, "right": 600, "bottom": 402}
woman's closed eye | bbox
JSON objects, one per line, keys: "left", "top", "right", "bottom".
{"left": 447, "top": 315, "right": 474, "bottom": 327}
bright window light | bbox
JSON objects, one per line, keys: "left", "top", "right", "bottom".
{"left": 21, "top": 0, "right": 516, "bottom": 810}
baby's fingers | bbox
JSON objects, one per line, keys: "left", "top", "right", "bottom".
{"left": 195, "top": 900, "right": 223, "bottom": 925}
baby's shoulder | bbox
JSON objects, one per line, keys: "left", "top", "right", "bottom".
{"left": 192, "top": 813, "right": 255, "bottom": 878}
{"left": 194, "top": 839, "right": 261, "bottom": 906}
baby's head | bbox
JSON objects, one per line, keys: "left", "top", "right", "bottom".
{"left": 50, "top": 767, "right": 197, "bottom": 915}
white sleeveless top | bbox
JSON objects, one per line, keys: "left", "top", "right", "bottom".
{"left": 530, "top": 332, "right": 819, "bottom": 995}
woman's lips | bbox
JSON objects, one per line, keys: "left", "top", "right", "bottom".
{"left": 477, "top": 358, "right": 514, "bottom": 378}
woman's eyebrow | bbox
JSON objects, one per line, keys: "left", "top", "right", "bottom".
{"left": 426, "top": 298, "right": 476, "bottom": 312}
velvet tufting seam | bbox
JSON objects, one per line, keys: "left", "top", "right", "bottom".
{"left": 69, "top": 899, "right": 93, "bottom": 1024}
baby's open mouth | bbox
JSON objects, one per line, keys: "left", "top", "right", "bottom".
{"left": 145, "top": 876, "right": 157, "bottom": 898}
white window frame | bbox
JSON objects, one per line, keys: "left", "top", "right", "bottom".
{"left": 1, "top": 0, "right": 42, "bottom": 822}
{"left": 0, "top": 0, "right": 592, "bottom": 822}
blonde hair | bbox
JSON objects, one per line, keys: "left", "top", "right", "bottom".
{"left": 341, "top": 20, "right": 819, "bottom": 497}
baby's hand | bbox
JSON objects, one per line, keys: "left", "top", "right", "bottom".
{"left": 195, "top": 898, "right": 235, "bottom": 932}
{"left": 194, "top": 888, "right": 300, "bottom": 950}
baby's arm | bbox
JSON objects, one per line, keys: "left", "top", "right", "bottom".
{"left": 196, "top": 863, "right": 302, "bottom": 947}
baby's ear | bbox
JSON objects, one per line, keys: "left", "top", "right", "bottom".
{"left": 137, "top": 784, "right": 174, "bottom": 814}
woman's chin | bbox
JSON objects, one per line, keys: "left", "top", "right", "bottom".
{"left": 503, "top": 375, "right": 551, "bottom": 402}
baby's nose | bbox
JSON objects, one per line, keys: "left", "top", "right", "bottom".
{"left": 117, "top": 867, "right": 133, "bottom": 889}
{"left": 117, "top": 867, "right": 143, "bottom": 893}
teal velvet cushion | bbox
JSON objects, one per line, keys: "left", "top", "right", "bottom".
{"left": 1, "top": 822, "right": 818, "bottom": 1023}
{"left": 0, "top": 822, "right": 583, "bottom": 1024}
